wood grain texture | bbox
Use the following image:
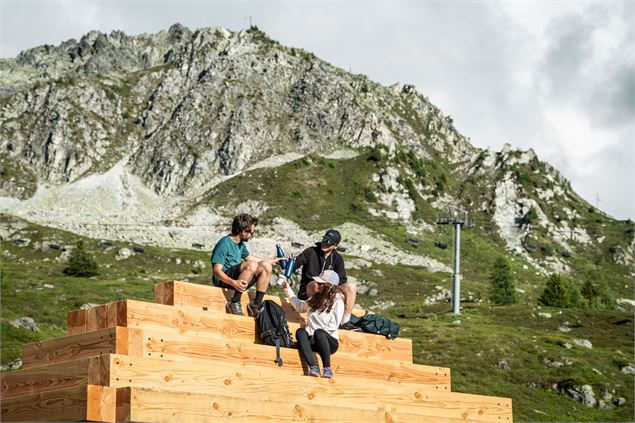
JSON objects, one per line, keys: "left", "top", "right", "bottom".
{"left": 113, "top": 300, "right": 413, "bottom": 362}
{"left": 86, "top": 384, "right": 117, "bottom": 422}
{"left": 140, "top": 328, "right": 449, "bottom": 388}
{"left": 0, "top": 385, "right": 89, "bottom": 422}
{"left": 155, "top": 280, "right": 367, "bottom": 324}
{"left": 127, "top": 386, "right": 477, "bottom": 423}
{"left": 108, "top": 354, "right": 512, "bottom": 422}
{"left": 1, "top": 356, "right": 108, "bottom": 399}
{"left": 0, "top": 385, "right": 123, "bottom": 423}
{"left": 66, "top": 308, "right": 86, "bottom": 335}
{"left": 22, "top": 327, "right": 117, "bottom": 369}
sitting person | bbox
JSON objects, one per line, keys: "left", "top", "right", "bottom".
{"left": 210, "top": 213, "right": 278, "bottom": 316}
{"left": 294, "top": 229, "right": 357, "bottom": 328}
{"left": 282, "top": 270, "right": 344, "bottom": 379}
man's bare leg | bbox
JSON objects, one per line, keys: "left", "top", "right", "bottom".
{"left": 246, "top": 261, "right": 272, "bottom": 314}
{"left": 254, "top": 261, "right": 272, "bottom": 292}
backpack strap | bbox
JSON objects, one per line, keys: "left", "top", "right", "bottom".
{"left": 274, "top": 337, "right": 283, "bottom": 366}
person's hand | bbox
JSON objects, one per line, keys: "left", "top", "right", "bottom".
{"left": 233, "top": 279, "right": 249, "bottom": 292}
{"left": 276, "top": 275, "right": 288, "bottom": 287}
{"left": 271, "top": 256, "right": 282, "bottom": 263}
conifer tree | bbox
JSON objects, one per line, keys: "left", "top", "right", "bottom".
{"left": 64, "top": 240, "right": 99, "bottom": 277}
{"left": 538, "top": 274, "right": 569, "bottom": 308}
{"left": 489, "top": 256, "right": 516, "bottom": 305}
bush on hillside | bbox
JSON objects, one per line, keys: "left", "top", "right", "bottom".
{"left": 579, "top": 265, "right": 616, "bottom": 310}
{"left": 489, "top": 256, "right": 516, "bottom": 305}
{"left": 582, "top": 279, "right": 615, "bottom": 310}
{"left": 64, "top": 240, "right": 99, "bottom": 277}
{"left": 539, "top": 274, "right": 569, "bottom": 308}
{"left": 563, "top": 276, "right": 586, "bottom": 308}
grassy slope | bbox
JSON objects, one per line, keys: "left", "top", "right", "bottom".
{"left": 0, "top": 217, "right": 210, "bottom": 363}
{"left": 1, "top": 218, "right": 632, "bottom": 422}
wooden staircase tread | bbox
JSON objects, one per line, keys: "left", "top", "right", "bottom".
{"left": 2, "top": 385, "right": 504, "bottom": 423}
{"left": 155, "top": 280, "right": 369, "bottom": 324}
{"left": 67, "top": 299, "right": 413, "bottom": 362}
{"left": 127, "top": 385, "right": 504, "bottom": 423}
{"left": 22, "top": 327, "right": 447, "bottom": 387}
{"left": 1, "top": 355, "right": 109, "bottom": 399}
{"left": 2, "top": 353, "right": 512, "bottom": 422}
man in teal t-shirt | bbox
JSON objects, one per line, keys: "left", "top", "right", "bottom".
{"left": 210, "top": 213, "right": 279, "bottom": 316}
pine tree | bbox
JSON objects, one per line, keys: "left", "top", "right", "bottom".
{"left": 64, "top": 240, "right": 99, "bottom": 277}
{"left": 489, "top": 256, "right": 516, "bottom": 305}
{"left": 538, "top": 274, "right": 569, "bottom": 308}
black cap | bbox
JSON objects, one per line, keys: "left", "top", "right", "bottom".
{"left": 322, "top": 229, "right": 341, "bottom": 245}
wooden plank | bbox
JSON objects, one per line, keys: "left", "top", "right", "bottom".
{"left": 114, "top": 385, "right": 131, "bottom": 423}
{"left": 85, "top": 303, "right": 107, "bottom": 332}
{"left": 0, "top": 385, "right": 123, "bottom": 423}
{"left": 108, "top": 353, "right": 513, "bottom": 422}
{"left": 66, "top": 308, "right": 86, "bottom": 335}
{"left": 155, "top": 280, "right": 306, "bottom": 323}
{"left": 154, "top": 280, "right": 174, "bottom": 306}
{"left": 140, "top": 328, "right": 449, "bottom": 388}
{"left": 0, "top": 385, "right": 89, "bottom": 422}
{"left": 93, "top": 299, "right": 413, "bottom": 362}
{"left": 155, "top": 280, "right": 368, "bottom": 323}
{"left": 128, "top": 386, "right": 473, "bottom": 423}
{"left": 86, "top": 385, "right": 117, "bottom": 423}
{"left": 22, "top": 327, "right": 145, "bottom": 370}
{"left": 1, "top": 356, "right": 108, "bottom": 399}
{"left": 22, "top": 327, "right": 117, "bottom": 369}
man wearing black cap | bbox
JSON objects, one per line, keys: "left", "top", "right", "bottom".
{"left": 294, "top": 229, "right": 357, "bottom": 327}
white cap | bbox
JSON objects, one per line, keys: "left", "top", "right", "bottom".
{"left": 312, "top": 270, "right": 340, "bottom": 285}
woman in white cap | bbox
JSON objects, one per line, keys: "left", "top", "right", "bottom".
{"left": 281, "top": 270, "right": 344, "bottom": 378}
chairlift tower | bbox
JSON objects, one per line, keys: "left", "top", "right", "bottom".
{"left": 436, "top": 207, "right": 475, "bottom": 315}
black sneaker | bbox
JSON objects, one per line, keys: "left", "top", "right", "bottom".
{"left": 340, "top": 322, "right": 361, "bottom": 331}
{"left": 226, "top": 302, "right": 244, "bottom": 316}
{"left": 247, "top": 302, "right": 263, "bottom": 317}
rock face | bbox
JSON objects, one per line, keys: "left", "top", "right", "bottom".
{"left": 0, "top": 25, "right": 472, "bottom": 200}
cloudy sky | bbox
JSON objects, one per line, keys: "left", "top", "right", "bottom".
{"left": 1, "top": 0, "right": 633, "bottom": 219}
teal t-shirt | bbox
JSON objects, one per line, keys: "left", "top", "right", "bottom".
{"left": 210, "top": 235, "right": 249, "bottom": 284}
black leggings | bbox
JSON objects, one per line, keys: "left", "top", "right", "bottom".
{"left": 295, "top": 328, "right": 339, "bottom": 368}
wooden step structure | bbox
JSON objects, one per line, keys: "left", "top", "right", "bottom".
{"left": 1, "top": 280, "right": 513, "bottom": 422}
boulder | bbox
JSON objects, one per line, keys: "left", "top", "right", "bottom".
{"left": 0, "top": 358, "right": 22, "bottom": 371}
{"left": 620, "top": 365, "right": 635, "bottom": 375}
{"left": 498, "top": 360, "right": 511, "bottom": 370}
{"left": 116, "top": 247, "right": 132, "bottom": 260}
{"left": 573, "top": 338, "right": 592, "bottom": 349}
{"left": 579, "top": 385, "right": 597, "bottom": 408}
{"left": 10, "top": 317, "right": 39, "bottom": 332}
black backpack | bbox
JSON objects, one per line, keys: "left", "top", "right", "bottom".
{"left": 348, "top": 312, "right": 400, "bottom": 339}
{"left": 254, "top": 300, "right": 293, "bottom": 366}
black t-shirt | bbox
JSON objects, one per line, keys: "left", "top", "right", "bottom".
{"left": 295, "top": 243, "right": 347, "bottom": 300}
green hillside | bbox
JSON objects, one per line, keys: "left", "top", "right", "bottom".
{"left": 1, "top": 214, "right": 633, "bottom": 422}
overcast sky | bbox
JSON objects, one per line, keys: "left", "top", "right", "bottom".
{"left": 1, "top": 0, "right": 633, "bottom": 219}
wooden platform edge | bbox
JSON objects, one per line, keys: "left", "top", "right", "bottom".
{"left": 155, "top": 280, "right": 368, "bottom": 320}
{"left": 18, "top": 326, "right": 448, "bottom": 389}
{"left": 67, "top": 300, "right": 414, "bottom": 362}
{"left": 126, "top": 385, "right": 508, "bottom": 423}
{"left": 107, "top": 353, "right": 511, "bottom": 422}
{"left": 0, "top": 385, "right": 127, "bottom": 423}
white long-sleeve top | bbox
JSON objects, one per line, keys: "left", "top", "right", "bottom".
{"left": 284, "top": 285, "right": 345, "bottom": 340}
